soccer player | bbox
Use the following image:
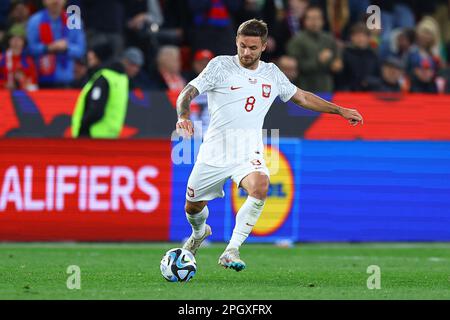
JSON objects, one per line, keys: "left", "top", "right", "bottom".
{"left": 176, "top": 19, "right": 363, "bottom": 272}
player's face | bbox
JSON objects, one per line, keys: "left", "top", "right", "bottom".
{"left": 236, "top": 35, "right": 267, "bottom": 69}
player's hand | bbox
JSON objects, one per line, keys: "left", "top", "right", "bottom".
{"left": 339, "top": 107, "right": 364, "bottom": 126}
{"left": 176, "top": 118, "right": 194, "bottom": 138}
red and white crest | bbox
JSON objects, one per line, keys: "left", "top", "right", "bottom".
{"left": 262, "top": 84, "right": 271, "bottom": 98}
{"left": 187, "top": 187, "right": 195, "bottom": 198}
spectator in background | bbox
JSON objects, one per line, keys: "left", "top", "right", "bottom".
{"left": 27, "top": 0, "right": 86, "bottom": 88}
{"left": 0, "top": 25, "right": 38, "bottom": 90}
{"left": 1, "top": 1, "right": 31, "bottom": 52}
{"left": 407, "top": 17, "right": 442, "bottom": 93}
{"left": 121, "top": 46, "right": 152, "bottom": 90}
{"left": 122, "top": 47, "right": 145, "bottom": 91}
{"left": 271, "top": 0, "right": 309, "bottom": 58}
{"left": 379, "top": 27, "right": 416, "bottom": 65}
{"left": 122, "top": 48, "right": 145, "bottom": 80}
{"left": 188, "top": 0, "right": 242, "bottom": 56}
{"left": 80, "top": 0, "right": 125, "bottom": 60}
{"left": 149, "top": 45, "right": 186, "bottom": 91}
{"left": 372, "top": 56, "right": 407, "bottom": 92}
{"left": 5, "top": 1, "right": 30, "bottom": 36}
{"left": 184, "top": 49, "right": 214, "bottom": 82}
{"left": 287, "top": 6, "right": 342, "bottom": 92}
{"left": 276, "top": 55, "right": 298, "bottom": 82}
{"left": 337, "top": 22, "right": 380, "bottom": 91}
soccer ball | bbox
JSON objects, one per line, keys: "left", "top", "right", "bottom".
{"left": 160, "top": 248, "right": 197, "bottom": 282}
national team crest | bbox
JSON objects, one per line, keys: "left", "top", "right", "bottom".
{"left": 262, "top": 84, "right": 271, "bottom": 98}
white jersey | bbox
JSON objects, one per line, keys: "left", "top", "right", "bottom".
{"left": 189, "top": 55, "right": 297, "bottom": 167}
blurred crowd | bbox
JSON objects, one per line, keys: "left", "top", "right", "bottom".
{"left": 0, "top": 0, "right": 450, "bottom": 93}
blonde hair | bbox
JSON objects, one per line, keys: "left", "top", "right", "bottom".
{"left": 417, "top": 16, "right": 441, "bottom": 56}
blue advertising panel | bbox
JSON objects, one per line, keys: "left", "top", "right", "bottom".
{"left": 297, "top": 141, "right": 450, "bottom": 241}
{"left": 171, "top": 139, "right": 450, "bottom": 242}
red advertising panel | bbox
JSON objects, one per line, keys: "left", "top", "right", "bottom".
{"left": 0, "top": 139, "right": 172, "bottom": 241}
{"left": 305, "top": 93, "right": 450, "bottom": 140}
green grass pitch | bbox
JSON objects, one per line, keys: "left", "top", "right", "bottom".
{"left": 1, "top": 243, "right": 449, "bottom": 300}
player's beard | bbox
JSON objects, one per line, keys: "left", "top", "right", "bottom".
{"left": 239, "top": 51, "right": 262, "bottom": 69}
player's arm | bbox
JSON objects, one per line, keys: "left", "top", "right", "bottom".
{"left": 175, "top": 84, "right": 199, "bottom": 136}
{"left": 290, "top": 88, "right": 363, "bottom": 126}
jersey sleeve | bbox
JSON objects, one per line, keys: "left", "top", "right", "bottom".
{"left": 189, "top": 57, "right": 225, "bottom": 94}
{"left": 272, "top": 64, "right": 298, "bottom": 102}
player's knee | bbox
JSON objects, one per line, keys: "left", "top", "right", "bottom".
{"left": 247, "top": 177, "right": 269, "bottom": 200}
{"left": 185, "top": 201, "right": 206, "bottom": 215}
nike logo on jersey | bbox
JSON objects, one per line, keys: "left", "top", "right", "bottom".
{"left": 246, "top": 223, "right": 255, "bottom": 227}
{"left": 230, "top": 86, "right": 243, "bottom": 90}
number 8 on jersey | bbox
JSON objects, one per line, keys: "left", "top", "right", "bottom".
{"left": 245, "top": 96, "right": 256, "bottom": 112}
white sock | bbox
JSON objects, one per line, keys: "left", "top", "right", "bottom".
{"left": 186, "top": 206, "right": 209, "bottom": 239}
{"left": 226, "top": 196, "right": 265, "bottom": 250}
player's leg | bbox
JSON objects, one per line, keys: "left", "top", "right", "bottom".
{"left": 219, "top": 169, "right": 269, "bottom": 271}
{"left": 184, "top": 200, "right": 209, "bottom": 238}
{"left": 183, "top": 199, "right": 212, "bottom": 255}
{"left": 227, "top": 171, "right": 269, "bottom": 249}
{"left": 182, "top": 162, "right": 228, "bottom": 255}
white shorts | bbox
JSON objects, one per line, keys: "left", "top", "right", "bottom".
{"left": 186, "top": 158, "right": 270, "bottom": 202}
